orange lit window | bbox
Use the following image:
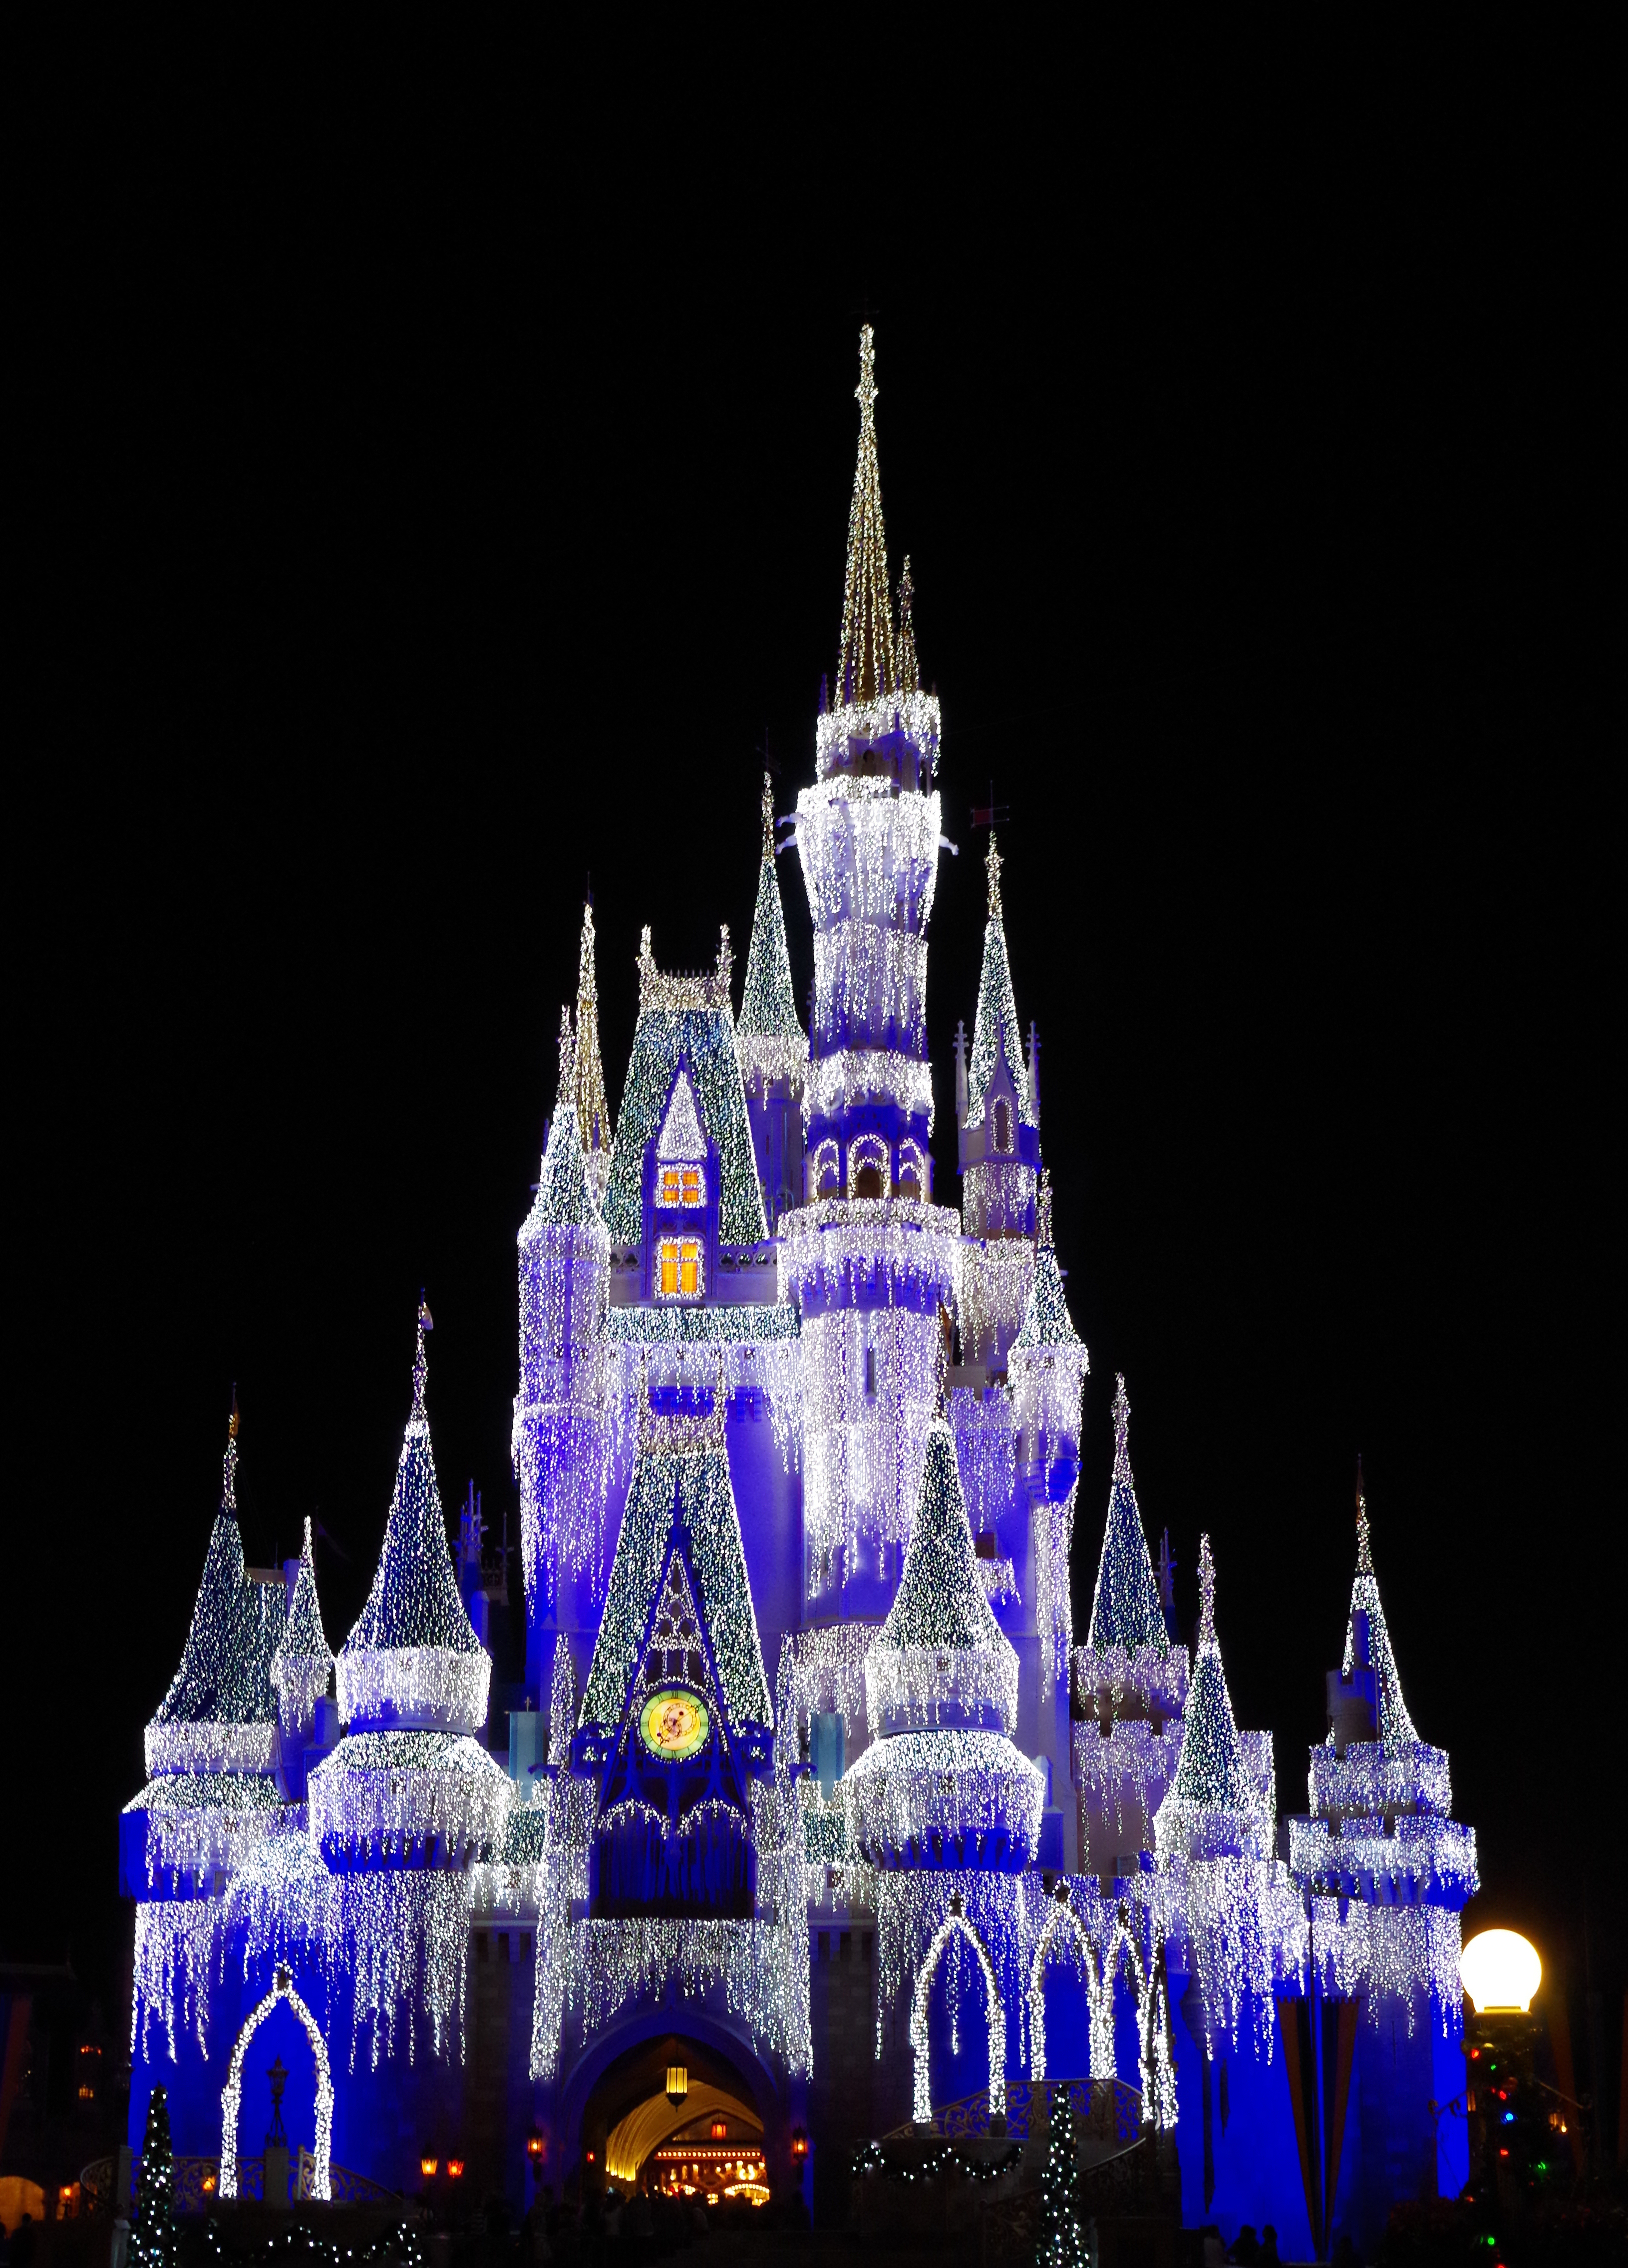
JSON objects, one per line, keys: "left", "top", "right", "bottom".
{"left": 658, "top": 1164, "right": 704, "bottom": 1208}
{"left": 657, "top": 1238, "right": 703, "bottom": 1298}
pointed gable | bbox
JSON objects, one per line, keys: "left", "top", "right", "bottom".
{"left": 581, "top": 1402, "right": 770, "bottom": 1736}
{"left": 1085, "top": 1376, "right": 1168, "bottom": 1654}
{"left": 1014, "top": 1175, "right": 1083, "bottom": 1352}
{"left": 601, "top": 929, "right": 767, "bottom": 1250}
{"left": 656, "top": 1066, "right": 706, "bottom": 1160}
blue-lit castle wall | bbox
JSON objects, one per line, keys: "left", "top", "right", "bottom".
{"left": 122, "top": 332, "right": 1476, "bottom": 2258}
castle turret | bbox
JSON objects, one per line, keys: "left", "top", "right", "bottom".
{"left": 515, "top": 1012, "right": 612, "bottom": 1691}
{"left": 336, "top": 1301, "right": 491, "bottom": 1736}
{"left": 1284, "top": 1468, "right": 1479, "bottom": 2245}
{"left": 1070, "top": 1377, "right": 1187, "bottom": 1882}
{"left": 784, "top": 328, "right": 958, "bottom": 1609}
{"left": 736, "top": 773, "right": 807, "bottom": 1230}
{"left": 313, "top": 1304, "right": 511, "bottom": 2065}
{"left": 124, "top": 1402, "right": 285, "bottom": 2067}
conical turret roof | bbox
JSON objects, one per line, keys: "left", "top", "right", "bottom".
{"left": 146, "top": 1403, "right": 281, "bottom": 1774}
{"left": 526, "top": 1010, "right": 599, "bottom": 1231}
{"left": 337, "top": 1304, "right": 490, "bottom": 1734}
{"left": 966, "top": 835, "right": 1034, "bottom": 1131}
{"left": 1167, "top": 1535, "right": 1247, "bottom": 1810}
{"left": 866, "top": 1418, "right": 1018, "bottom": 1734}
{"left": 273, "top": 1515, "right": 333, "bottom": 1690}
{"left": 1342, "top": 1470, "right": 1420, "bottom": 1751}
{"left": 1014, "top": 1173, "right": 1083, "bottom": 1351}
{"left": 736, "top": 773, "right": 806, "bottom": 1084}
{"left": 1084, "top": 1377, "right": 1167, "bottom": 1654}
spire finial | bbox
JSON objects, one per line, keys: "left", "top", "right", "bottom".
{"left": 1111, "top": 1372, "right": 1130, "bottom": 1472}
{"left": 1036, "top": 1167, "right": 1055, "bottom": 1250}
{"left": 761, "top": 771, "right": 775, "bottom": 857}
{"left": 897, "top": 555, "right": 920, "bottom": 693}
{"left": 223, "top": 1386, "right": 240, "bottom": 1511}
{"left": 412, "top": 1292, "right": 433, "bottom": 1423}
{"left": 856, "top": 322, "right": 878, "bottom": 417}
{"left": 1198, "top": 1530, "right": 1217, "bottom": 1649}
{"left": 577, "top": 900, "right": 598, "bottom": 1005}
{"left": 985, "top": 830, "right": 1003, "bottom": 919}
{"left": 1354, "top": 1453, "right": 1373, "bottom": 1575}
{"left": 555, "top": 1005, "right": 575, "bottom": 1109}
{"left": 836, "top": 325, "right": 896, "bottom": 707}
{"left": 573, "top": 903, "right": 612, "bottom": 1182}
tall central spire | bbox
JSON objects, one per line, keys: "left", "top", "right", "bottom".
{"left": 837, "top": 324, "right": 897, "bottom": 707}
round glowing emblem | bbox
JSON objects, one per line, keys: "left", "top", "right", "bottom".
{"left": 640, "top": 1688, "right": 709, "bottom": 1761}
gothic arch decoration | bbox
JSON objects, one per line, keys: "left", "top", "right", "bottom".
{"left": 847, "top": 1133, "right": 889, "bottom": 1199}
{"left": 219, "top": 1967, "right": 333, "bottom": 2202}
{"left": 910, "top": 1911, "right": 1006, "bottom": 2123}
{"left": 897, "top": 1137, "right": 927, "bottom": 1198}
{"left": 808, "top": 1138, "right": 840, "bottom": 1200}
{"left": 1026, "top": 1897, "right": 1099, "bottom": 2081}
{"left": 1101, "top": 1917, "right": 1147, "bottom": 2091}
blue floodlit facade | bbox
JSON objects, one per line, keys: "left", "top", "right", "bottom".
{"left": 122, "top": 329, "right": 1477, "bottom": 2257}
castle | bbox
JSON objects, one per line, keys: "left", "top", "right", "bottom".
{"left": 122, "top": 329, "right": 1478, "bottom": 2258}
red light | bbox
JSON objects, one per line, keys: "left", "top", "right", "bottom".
{"left": 586, "top": 2150, "right": 595, "bottom": 2166}
{"left": 447, "top": 2159, "right": 464, "bottom": 2180}
{"left": 526, "top": 2132, "right": 545, "bottom": 2159}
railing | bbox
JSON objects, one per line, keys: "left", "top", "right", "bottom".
{"left": 884, "top": 2075, "right": 1142, "bottom": 2147}
{"left": 76, "top": 2154, "right": 401, "bottom": 2216}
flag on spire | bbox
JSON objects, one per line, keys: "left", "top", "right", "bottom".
{"left": 966, "top": 831, "right": 1035, "bottom": 1132}
{"left": 836, "top": 325, "right": 897, "bottom": 707}
{"left": 1084, "top": 1375, "right": 1168, "bottom": 1654}
{"left": 1341, "top": 1460, "right": 1420, "bottom": 1750}
{"left": 573, "top": 900, "right": 614, "bottom": 1204}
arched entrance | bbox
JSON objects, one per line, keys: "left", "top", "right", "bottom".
{"left": 910, "top": 1912, "right": 1007, "bottom": 2123}
{"left": 573, "top": 2028, "right": 771, "bottom": 2206}
{"left": 219, "top": 1969, "right": 332, "bottom": 2201}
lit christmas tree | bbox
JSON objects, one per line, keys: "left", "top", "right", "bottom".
{"left": 130, "top": 2084, "right": 176, "bottom": 2268}
{"left": 1083, "top": 1376, "right": 1167, "bottom": 1656}
{"left": 1035, "top": 2079, "right": 1086, "bottom": 2268}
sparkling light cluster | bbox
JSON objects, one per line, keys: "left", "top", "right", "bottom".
{"left": 272, "top": 1517, "right": 334, "bottom": 1739}
{"left": 949, "top": 1385, "right": 1016, "bottom": 1535}
{"left": 964, "top": 837, "right": 1035, "bottom": 1132}
{"left": 911, "top": 1913, "right": 1007, "bottom": 2122}
{"left": 308, "top": 1731, "right": 512, "bottom": 1868}
{"left": 958, "top": 1242, "right": 1036, "bottom": 1367}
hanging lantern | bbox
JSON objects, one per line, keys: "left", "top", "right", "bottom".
{"left": 447, "top": 2158, "right": 465, "bottom": 2180}
{"left": 791, "top": 2126, "right": 809, "bottom": 2159}
{"left": 665, "top": 2064, "right": 688, "bottom": 2107}
{"left": 419, "top": 2153, "right": 438, "bottom": 2180}
{"left": 710, "top": 2118, "right": 727, "bottom": 2140}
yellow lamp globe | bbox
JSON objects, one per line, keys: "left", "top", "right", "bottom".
{"left": 1459, "top": 1928, "right": 1541, "bottom": 2014}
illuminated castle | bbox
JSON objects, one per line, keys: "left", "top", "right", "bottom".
{"left": 122, "top": 330, "right": 1478, "bottom": 2257}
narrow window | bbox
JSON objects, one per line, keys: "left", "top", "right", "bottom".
{"left": 864, "top": 1345, "right": 877, "bottom": 1398}
{"left": 993, "top": 1098, "right": 1012, "bottom": 1152}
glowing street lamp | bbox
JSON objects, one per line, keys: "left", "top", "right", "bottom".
{"left": 1460, "top": 1929, "right": 1542, "bottom": 2014}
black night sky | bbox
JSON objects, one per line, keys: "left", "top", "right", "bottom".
{"left": 10, "top": 34, "right": 1619, "bottom": 2074}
